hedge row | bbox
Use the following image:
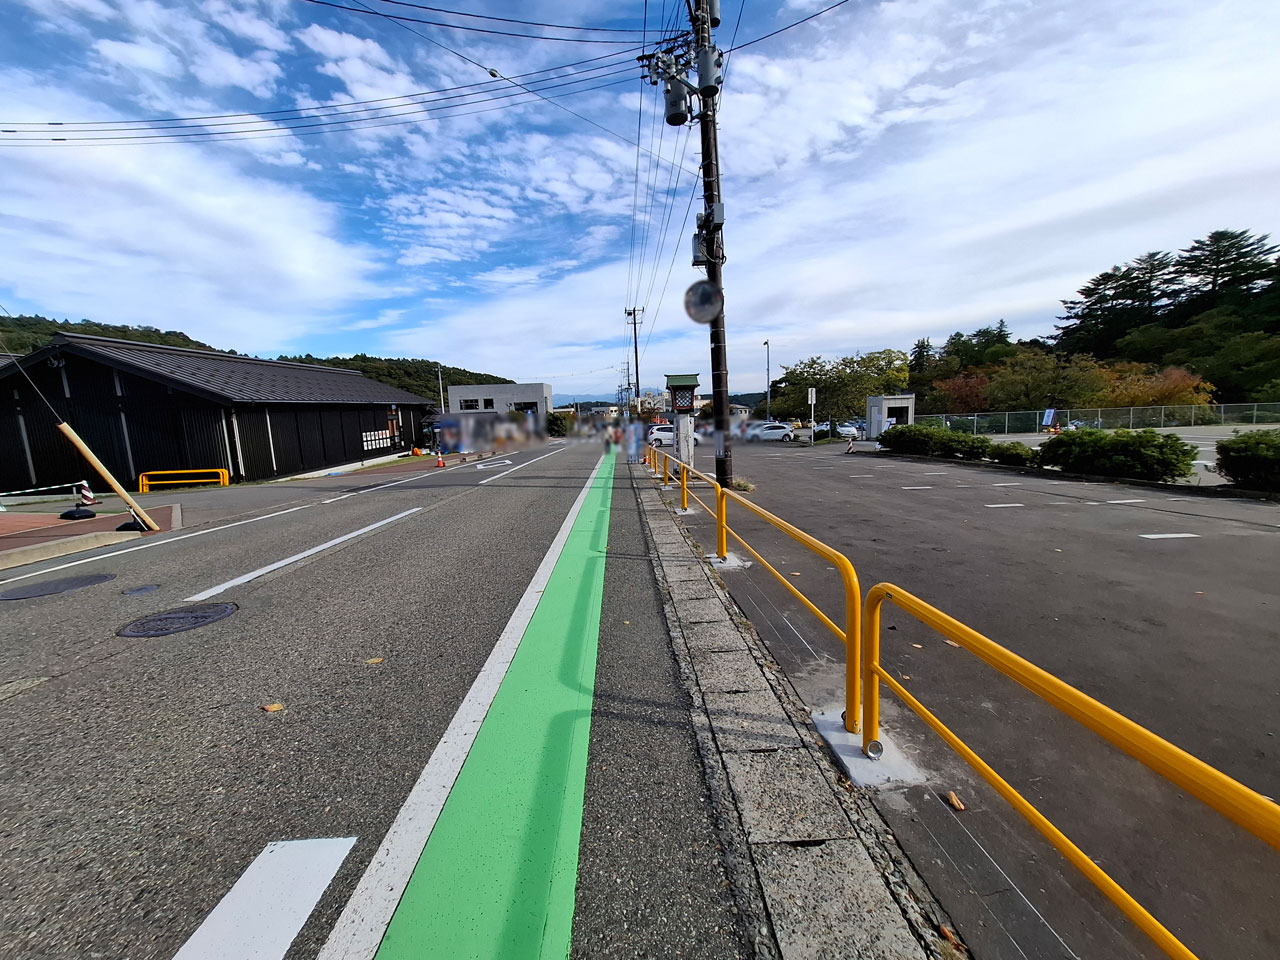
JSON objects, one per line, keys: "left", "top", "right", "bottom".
{"left": 1215, "top": 429, "right": 1280, "bottom": 491}
{"left": 877, "top": 424, "right": 1199, "bottom": 483}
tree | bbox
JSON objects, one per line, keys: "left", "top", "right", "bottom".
{"left": 1101, "top": 363, "right": 1213, "bottom": 407}
{"left": 1175, "top": 229, "right": 1278, "bottom": 301}
{"left": 983, "top": 349, "right": 1108, "bottom": 410}
{"left": 908, "top": 338, "right": 935, "bottom": 374}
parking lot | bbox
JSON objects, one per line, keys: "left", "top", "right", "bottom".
{"left": 671, "top": 441, "right": 1279, "bottom": 960}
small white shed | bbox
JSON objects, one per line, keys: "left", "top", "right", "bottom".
{"left": 867, "top": 394, "right": 916, "bottom": 438}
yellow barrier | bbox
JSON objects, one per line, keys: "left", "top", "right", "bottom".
{"left": 861, "top": 581, "right": 1280, "bottom": 960}
{"left": 648, "top": 444, "right": 862, "bottom": 730}
{"left": 139, "top": 468, "right": 230, "bottom": 493}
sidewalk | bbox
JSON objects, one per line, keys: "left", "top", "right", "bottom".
{"left": 572, "top": 462, "right": 963, "bottom": 959}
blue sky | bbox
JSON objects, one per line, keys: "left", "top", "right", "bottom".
{"left": 2, "top": 0, "right": 1279, "bottom": 397}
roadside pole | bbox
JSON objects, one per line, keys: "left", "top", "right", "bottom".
{"left": 809, "top": 387, "right": 816, "bottom": 447}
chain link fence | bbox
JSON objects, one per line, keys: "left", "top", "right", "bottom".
{"left": 915, "top": 403, "right": 1280, "bottom": 436}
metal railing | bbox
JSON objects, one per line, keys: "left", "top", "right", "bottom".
{"left": 916, "top": 402, "right": 1280, "bottom": 436}
{"left": 860, "top": 582, "right": 1280, "bottom": 960}
{"left": 641, "top": 446, "right": 1280, "bottom": 960}
{"left": 646, "top": 444, "right": 863, "bottom": 727}
{"left": 138, "top": 468, "right": 230, "bottom": 493}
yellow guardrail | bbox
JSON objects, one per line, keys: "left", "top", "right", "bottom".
{"left": 646, "top": 444, "right": 862, "bottom": 729}
{"left": 861, "top": 581, "right": 1280, "bottom": 960}
{"left": 139, "top": 468, "right": 230, "bottom": 493}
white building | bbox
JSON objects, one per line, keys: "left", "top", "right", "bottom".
{"left": 447, "top": 382, "right": 553, "bottom": 418}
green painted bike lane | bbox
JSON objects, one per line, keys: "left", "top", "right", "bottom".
{"left": 375, "top": 453, "right": 616, "bottom": 960}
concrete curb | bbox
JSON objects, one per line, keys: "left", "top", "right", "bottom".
{"left": 867, "top": 450, "right": 1280, "bottom": 500}
{"left": 0, "top": 530, "right": 142, "bottom": 572}
{"left": 631, "top": 464, "right": 964, "bottom": 960}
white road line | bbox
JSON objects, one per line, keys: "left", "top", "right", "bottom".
{"left": 921, "top": 472, "right": 948, "bottom": 475}
{"left": 317, "top": 455, "right": 605, "bottom": 960}
{"left": 985, "top": 503, "right": 1024, "bottom": 508}
{"left": 0, "top": 505, "right": 313, "bottom": 587}
{"left": 992, "top": 482, "right": 1023, "bottom": 486}
{"left": 173, "top": 837, "right": 355, "bottom": 960}
{"left": 954, "top": 484, "right": 974, "bottom": 487}
{"left": 1107, "top": 499, "right": 1146, "bottom": 504}
{"left": 848, "top": 475, "right": 874, "bottom": 478}
{"left": 901, "top": 486, "right": 932, "bottom": 490}
{"left": 1165, "top": 497, "right": 1192, "bottom": 501}
{"left": 321, "top": 493, "right": 358, "bottom": 504}
{"left": 477, "top": 448, "right": 564, "bottom": 484}
{"left": 1046, "top": 501, "right": 1073, "bottom": 505}
{"left": 184, "top": 508, "right": 421, "bottom": 602}
{"left": 1140, "top": 533, "right": 1201, "bottom": 540}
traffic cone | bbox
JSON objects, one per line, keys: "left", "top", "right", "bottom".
{"left": 436, "top": 450, "right": 445, "bottom": 468}
{"left": 78, "top": 481, "right": 102, "bottom": 506}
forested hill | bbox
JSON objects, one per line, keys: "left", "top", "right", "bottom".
{"left": 0, "top": 314, "right": 217, "bottom": 354}
{"left": 0, "top": 315, "right": 512, "bottom": 404}
{"left": 277, "top": 354, "right": 513, "bottom": 402}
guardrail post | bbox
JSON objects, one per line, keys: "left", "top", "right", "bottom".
{"left": 662, "top": 452, "right": 670, "bottom": 487}
{"left": 860, "top": 591, "right": 882, "bottom": 752}
{"left": 841, "top": 563, "right": 862, "bottom": 734}
{"left": 680, "top": 463, "right": 688, "bottom": 512}
{"left": 715, "top": 483, "right": 727, "bottom": 559}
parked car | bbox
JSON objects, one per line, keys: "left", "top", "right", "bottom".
{"left": 750, "top": 423, "right": 795, "bottom": 443}
{"left": 836, "top": 421, "right": 859, "bottom": 438}
{"left": 648, "top": 424, "right": 699, "bottom": 446}
{"left": 745, "top": 421, "right": 785, "bottom": 441}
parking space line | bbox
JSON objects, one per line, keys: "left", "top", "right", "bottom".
{"left": 992, "top": 482, "right": 1023, "bottom": 486}
{"left": 901, "top": 486, "right": 932, "bottom": 490}
{"left": 1107, "top": 499, "right": 1146, "bottom": 504}
{"left": 184, "top": 508, "right": 421, "bottom": 601}
{"left": 174, "top": 837, "right": 355, "bottom": 960}
{"left": 1140, "top": 533, "right": 1201, "bottom": 539}
{"left": 849, "top": 475, "right": 874, "bottom": 478}
{"left": 985, "top": 503, "right": 1024, "bottom": 508}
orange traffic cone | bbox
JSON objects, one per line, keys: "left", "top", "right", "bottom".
{"left": 436, "top": 450, "right": 445, "bottom": 468}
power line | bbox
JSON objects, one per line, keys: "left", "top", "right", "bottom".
{"left": 300, "top": 0, "right": 685, "bottom": 44}
{"left": 725, "top": 0, "right": 850, "bottom": 53}
{"left": 370, "top": 0, "right": 650, "bottom": 34}
{"left": 0, "top": 64, "right": 637, "bottom": 141}
{"left": 0, "top": 48, "right": 644, "bottom": 128}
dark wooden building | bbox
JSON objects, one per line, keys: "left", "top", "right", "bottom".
{"left": 1, "top": 333, "right": 436, "bottom": 491}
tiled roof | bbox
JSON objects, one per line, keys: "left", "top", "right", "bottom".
{"left": 41, "top": 333, "right": 432, "bottom": 405}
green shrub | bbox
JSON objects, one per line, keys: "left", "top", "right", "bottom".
{"left": 1215, "top": 429, "right": 1280, "bottom": 491}
{"left": 1036, "top": 429, "right": 1195, "bottom": 482}
{"left": 878, "top": 424, "right": 942, "bottom": 454}
{"left": 989, "top": 441, "right": 1037, "bottom": 467}
{"left": 933, "top": 431, "right": 992, "bottom": 460}
{"left": 813, "top": 428, "right": 830, "bottom": 441}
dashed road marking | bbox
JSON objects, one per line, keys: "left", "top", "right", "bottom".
{"left": 992, "top": 482, "right": 1023, "bottom": 486}
{"left": 849, "top": 475, "right": 874, "bottom": 478}
{"left": 1140, "top": 533, "right": 1201, "bottom": 540}
{"left": 1107, "top": 499, "right": 1146, "bottom": 504}
{"left": 985, "top": 503, "right": 1025, "bottom": 508}
{"left": 921, "top": 472, "right": 947, "bottom": 475}
{"left": 901, "top": 486, "right": 932, "bottom": 490}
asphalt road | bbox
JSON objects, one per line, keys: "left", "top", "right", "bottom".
{"left": 0, "top": 441, "right": 753, "bottom": 960}
{"left": 673, "top": 441, "right": 1279, "bottom": 960}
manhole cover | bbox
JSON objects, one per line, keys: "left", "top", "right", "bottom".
{"left": 1, "top": 573, "right": 116, "bottom": 601}
{"left": 118, "top": 603, "right": 237, "bottom": 637}
{"left": 122, "top": 584, "right": 159, "bottom": 595}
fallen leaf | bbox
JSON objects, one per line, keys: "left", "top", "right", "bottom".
{"left": 262, "top": 703, "right": 284, "bottom": 713}
{"left": 365, "top": 657, "right": 384, "bottom": 664}
{"left": 941, "top": 925, "right": 962, "bottom": 948}
{"left": 911, "top": 643, "right": 923, "bottom": 649}
{"left": 943, "top": 639, "right": 961, "bottom": 648}
{"left": 1194, "top": 591, "right": 1204, "bottom": 596}
{"left": 623, "top": 620, "right": 631, "bottom": 625}
{"left": 901, "top": 674, "right": 912, "bottom": 680}
{"left": 947, "top": 790, "right": 966, "bottom": 811}
{"left": 789, "top": 571, "right": 801, "bottom": 577}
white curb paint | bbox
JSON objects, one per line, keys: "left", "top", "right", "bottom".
{"left": 184, "top": 508, "right": 421, "bottom": 602}
{"left": 173, "top": 837, "right": 355, "bottom": 960}
{"left": 1140, "top": 533, "right": 1201, "bottom": 539}
{"left": 0, "top": 504, "right": 313, "bottom": 587}
{"left": 317, "top": 455, "right": 606, "bottom": 960}
{"left": 477, "top": 447, "right": 564, "bottom": 484}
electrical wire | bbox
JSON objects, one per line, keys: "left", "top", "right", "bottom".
{"left": 639, "top": 173, "right": 700, "bottom": 364}
{"left": 300, "top": 0, "right": 684, "bottom": 44}
{"left": 370, "top": 0, "right": 650, "bottom": 34}
{"left": 725, "top": 0, "right": 849, "bottom": 53}
{"left": 0, "top": 64, "right": 638, "bottom": 141}
{"left": 0, "top": 48, "right": 645, "bottom": 128}
{"left": 0, "top": 304, "right": 65, "bottom": 422}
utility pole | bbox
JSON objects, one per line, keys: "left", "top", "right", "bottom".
{"left": 437, "top": 363, "right": 445, "bottom": 414}
{"left": 764, "top": 339, "right": 771, "bottom": 421}
{"left": 625, "top": 307, "right": 643, "bottom": 415}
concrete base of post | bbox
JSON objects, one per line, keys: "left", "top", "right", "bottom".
{"left": 812, "top": 707, "right": 927, "bottom": 788}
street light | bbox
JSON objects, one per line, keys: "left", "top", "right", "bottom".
{"left": 763, "top": 340, "right": 770, "bottom": 422}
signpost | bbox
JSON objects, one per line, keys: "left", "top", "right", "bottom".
{"left": 808, "top": 387, "right": 816, "bottom": 446}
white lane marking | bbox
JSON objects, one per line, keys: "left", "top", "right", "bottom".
{"left": 992, "top": 482, "right": 1023, "bottom": 486}
{"left": 920, "top": 472, "right": 948, "bottom": 475}
{"left": 184, "top": 508, "right": 421, "bottom": 602}
{"left": 1107, "top": 499, "right": 1146, "bottom": 504}
{"left": 173, "top": 837, "right": 355, "bottom": 960}
{"left": 317, "top": 455, "right": 606, "bottom": 960}
{"left": 985, "top": 503, "right": 1024, "bottom": 508}
{"left": 477, "top": 448, "right": 564, "bottom": 484}
{"left": 360, "top": 462, "right": 469, "bottom": 493}
{"left": 1140, "top": 533, "right": 1201, "bottom": 540}
{"left": 0, "top": 505, "right": 313, "bottom": 587}
{"left": 954, "top": 484, "right": 974, "bottom": 487}
{"left": 901, "top": 486, "right": 932, "bottom": 490}
{"left": 1046, "top": 501, "right": 1073, "bottom": 505}
{"left": 475, "top": 459, "right": 513, "bottom": 470}
{"left": 848, "top": 475, "right": 874, "bottom": 478}
{"left": 321, "top": 493, "right": 358, "bottom": 504}
{"left": 1192, "top": 460, "right": 1215, "bottom": 465}
{"left": 1165, "top": 497, "right": 1192, "bottom": 501}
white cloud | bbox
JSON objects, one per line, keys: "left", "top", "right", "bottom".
{"left": 94, "top": 38, "right": 182, "bottom": 76}
{"left": 296, "top": 24, "right": 394, "bottom": 69}
{"left": 190, "top": 45, "right": 283, "bottom": 97}
{"left": 208, "top": 1, "right": 290, "bottom": 52}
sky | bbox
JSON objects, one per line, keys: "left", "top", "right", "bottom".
{"left": 2, "top": 0, "right": 1279, "bottom": 399}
